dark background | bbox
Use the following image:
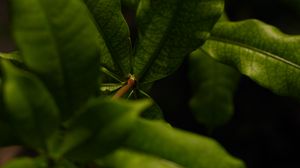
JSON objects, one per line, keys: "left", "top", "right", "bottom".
{"left": 1, "top": 0, "right": 300, "bottom": 168}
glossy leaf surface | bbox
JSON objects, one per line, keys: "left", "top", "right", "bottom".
{"left": 2, "top": 62, "right": 60, "bottom": 150}
{"left": 189, "top": 49, "right": 239, "bottom": 128}
{"left": 125, "top": 119, "right": 245, "bottom": 168}
{"left": 203, "top": 19, "right": 300, "bottom": 99}
{"left": 10, "top": 0, "right": 100, "bottom": 118}
{"left": 133, "top": 0, "right": 224, "bottom": 83}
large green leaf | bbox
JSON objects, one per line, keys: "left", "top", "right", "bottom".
{"left": 84, "top": 0, "right": 132, "bottom": 78}
{"left": 53, "top": 98, "right": 151, "bottom": 161}
{"left": 133, "top": 0, "right": 224, "bottom": 83}
{"left": 10, "top": 0, "right": 100, "bottom": 118}
{"left": 98, "top": 149, "right": 183, "bottom": 168}
{"left": 2, "top": 62, "right": 60, "bottom": 150}
{"left": 2, "top": 157, "right": 47, "bottom": 168}
{"left": 203, "top": 19, "right": 300, "bottom": 99}
{"left": 189, "top": 49, "right": 239, "bottom": 129}
{"left": 125, "top": 119, "right": 245, "bottom": 168}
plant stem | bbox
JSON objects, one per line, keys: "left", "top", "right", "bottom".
{"left": 113, "top": 75, "right": 136, "bottom": 99}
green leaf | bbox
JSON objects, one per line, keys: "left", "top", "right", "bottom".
{"left": 10, "top": 0, "right": 100, "bottom": 118}
{"left": 133, "top": 0, "right": 224, "bottom": 83}
{"left": 0, "top": 52, "right": 23, "bottom": 64}
{"left": 98, "top": 149, "right": 183, "bottom": 168}
{"left": 54, "top": 98, "right": 151, "bottom": 161}
{"left": 135, "top": 90, "right": 164, "bottom": 120}
{"left": 54, "top": 159, "right": 77, "bottom": 168}
{"left": 2, "top": 62, "right": 60, "bottom": 150}
{"left": 2, "top": 157, "right": 47, "bottom": 168}
{"left": 125, "top": 119, "right": 246, "bottom": 168}
{"left": 203, "top": 19, "right": 300, "bottom": 99}
{"left": 189, "top": 49, "right": 239, "bottom": 128}
{"left": 84, "top": 0, "right": 132, "bottom": 79}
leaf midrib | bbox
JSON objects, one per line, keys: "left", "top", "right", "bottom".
{"left": 208, "top": 36, "right": 300, "bottom": 70}
{"left": 85, "top": 2, "right": 127, "bottom": 78}
{"left": 37, "top": 0, "right": 70, "bottom": 106}
{"left": 136, "top": 1, "right": 181, "bottom": 82}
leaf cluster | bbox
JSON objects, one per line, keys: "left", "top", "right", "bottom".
{"left": 1, "top": 0, "right": 300, "bottom": 167}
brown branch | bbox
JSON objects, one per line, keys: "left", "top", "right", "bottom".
{"left": 112, "top": 75, "right": 136, "bottom": 99}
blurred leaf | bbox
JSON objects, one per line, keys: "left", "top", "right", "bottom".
{"left": 135, "top": 90, "right": 164, "bottom": 120}
{"left": 203, "top": 19, "right": 300, "bottom": 99}
{"left": 133, "top": 0, "right": 224, "bottom": 83}
{"left": 125, "top": 119, "right": 245, "bottom": 168}
{"left": 98, "top": 149, "right": 183, "bottom": 168}
{"left": 54, "top": 159, "right": 77, "bottom": 168}
{"left": 10, "top": 0, "right": 100, "bottom": 119}
{"left": 84, "top": 0, "right": 132, "bottom": 78}
{"left": 0, "top": 69, "right": 4, "bottom": 117}
{"left": 2, "top": 62, "right": 60, "bottom": 150}
{"left": 2, "top": 157, "right": 47, "bottom": 168}
{"left": 121, "top": 0, "right": 140, "bottom": 9}
{"left": 189, "top": 49, "right": 239, "bottom": 129}
{"left": 54, "top": 98, "right": 151, "bottom": 161}
{"left": 0, "top": 52, "right": 22, "bottom": 64}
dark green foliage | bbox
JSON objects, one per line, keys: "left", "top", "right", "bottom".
{"left": 11, "top": 0, "right": 100, "bottom": 119}
{"left": 189, "top": 49, "right": 239, "bottom": 128}
{"left": 55, "top": 98, "right": 150, "bottom": 161}
{"left": 2, "top": 61, "right": 60, "bottom": 150}
{"left": 1, "top": 0, "right": 300, "bottom": 167}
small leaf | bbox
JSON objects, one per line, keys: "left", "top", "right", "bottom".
{"left": 10, "top": 0, "right": 100, "bottom": 118}
{"left": 99, "top": 149, "right": 184, "bottom": 168}
{"left": 2, "top": 62, "right": 60, "bottom": 150}
{"left": 133, "top": 0, "right": 224, "bottom": 83}
{"left": 84, "top": 0, "right": 132, "bottom": 79}
{"left": 125, "top": 119, "right": 245, "bottom": 168}
{"left": 189, "top": 49, "right": 239, "bottom": 128}
{"left": 203, "top": 19, "right": 300, "bottom": 99}
{"left": 55, "top": 98, "right": 151, "bottom": 161}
